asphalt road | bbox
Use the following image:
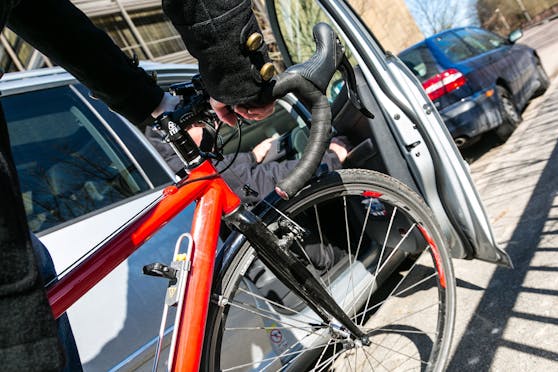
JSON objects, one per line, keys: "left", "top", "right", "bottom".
{"left": 447, "top": 18, "right": 558, "bottom": 371}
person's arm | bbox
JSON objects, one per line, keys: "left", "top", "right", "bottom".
{"left": 218, "top": 149, "right": 344, "bottom": 205}
{"left": 8, "top": 0, "right": 164, "bottom": 126}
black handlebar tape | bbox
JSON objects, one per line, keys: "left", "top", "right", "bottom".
{"left": 270, "top": 73, "right": 332, "bottom": 200}
{"left": 287, "top": 22, "right": 345, "bottom": 94}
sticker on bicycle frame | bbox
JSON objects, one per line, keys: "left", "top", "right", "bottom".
{"left": 417, "top": 224, "right": 447, "bottom": 288}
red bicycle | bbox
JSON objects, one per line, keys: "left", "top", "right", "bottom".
{"left": 47, "top": 24, "right": 455, "bottom": 371}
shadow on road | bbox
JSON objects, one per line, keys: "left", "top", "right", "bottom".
{"left": 447, "top": 92, "right": 558, "bottom": 370}
{"left": 459, "top": 135, "right": 503, "bottom": 164}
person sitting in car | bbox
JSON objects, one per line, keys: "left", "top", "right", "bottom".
{"left": 144, "top": 122, "right": 351, "bottom": 205}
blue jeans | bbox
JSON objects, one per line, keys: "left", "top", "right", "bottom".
{"left": 31, "top": 233, "right": 83, "bottom": 372}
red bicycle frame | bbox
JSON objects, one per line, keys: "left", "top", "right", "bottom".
{"left": 47, "top": 160, "right": 240, "bottom": 371}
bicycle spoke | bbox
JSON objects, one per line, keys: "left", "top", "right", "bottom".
{"left": 343, "top": 195, "right": 359, "bottom": 318}
{"left": 223, "top": 340, "right": 334, "bottom": 372}
{"left": 236, "top": 286, "right": 321, "bottom": 324}
{"left": 314, "top": 346, "right": 344, "bottom": 371}
{"left": 226, "top": 300, "right": 319, "bottom": 335}
{"left": 358, "top": 206, "right": 398, "bottom": 325}
{"left": 392, "top": 349, "right": 418, "bottom": 371}
{"left": 312, "top": 337, "right": 336, "bottom": 372}
{"left": 310, "top": 204, "right": 335, "bottom": 297}
{"left": 362, "top": 302, "right": 440, "bottom": 335}
{"left": 314, "top": 204, "right": 325, "bottom": 258}
{"left": 377, "top": 223, "right": 417, "bottom": 282}
{"left": 362, "top": 347, "right": 388, "bottom": 372}
{"left": 226, "top": 325, "right": 311, "bottom": 332}
{"left": 270, "top": 332, "right": 330, "bottom": 372}
{"left": 354, "top": 270, "right": 438, "bottom": 322}
{"left": 354, "top": 196, "right": 373, "bottom": 269}
{"left": 345, "top": 196, "right": 374, "bottom": 318}
{"left": 377, "top": 331, "right": 412, "bottom": 368}
{"left": 365, "top": 339, "right": 429, "bottom": 366}
{"left": 293, "top": 238, "right": 333, "bottom": 297}
{"left": 360, "top": 221, "right": 415, "bottom": 325}
{"left": 369, "top": 327, "right": 437, "bottom": 337}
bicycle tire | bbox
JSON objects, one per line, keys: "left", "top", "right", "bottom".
{"left": 202, "top": 169, "right": 456, "bottom": 371}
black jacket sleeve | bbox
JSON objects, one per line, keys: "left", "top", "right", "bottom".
{"left": 217, "top": 151, "right": 342, "bottom": 205}
{"left": 163, "top": 0, "right": 272, "bottom": 105}
{"left": 7, "top": 0, "right": 164, "bottom": 126}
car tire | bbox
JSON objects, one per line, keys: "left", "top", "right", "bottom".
{"left": 494, "top": 86, "right": 521, "bottom": 142}
{"left": 533, "top": 58, "right": 550, "bottom": 97}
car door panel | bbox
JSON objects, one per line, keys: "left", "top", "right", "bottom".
{"left": 265, "top": 0, "right": 511, "bottom": 266}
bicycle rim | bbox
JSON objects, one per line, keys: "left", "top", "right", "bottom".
{"left": 203, "top": 169, "right": 455, "bottom": 371}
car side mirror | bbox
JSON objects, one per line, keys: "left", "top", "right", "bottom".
{"left": 508, "top": 29, "right": 523, "bottom": 43}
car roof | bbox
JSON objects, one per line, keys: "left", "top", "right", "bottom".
{"left": 0, "top": 61, "right": 199, "bottom": 96}
{"left": 398, "top": 26, "right": 481, "bottom": 56}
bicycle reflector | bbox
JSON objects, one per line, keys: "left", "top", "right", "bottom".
{"left": 422, "top": 68, "right": 466, "bottom": 101}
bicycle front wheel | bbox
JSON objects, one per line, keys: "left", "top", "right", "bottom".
{"left": 203, "top": 169, "right": 456, "bottom": 371}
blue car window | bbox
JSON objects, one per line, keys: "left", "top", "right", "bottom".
{"left": 455, "top": 29, "right": 491, "bottom": 55}
{"left": 432, "top": 32, "right": 475, "bottom": 63}
{"left": 4, "top": 86, "right": 150, "bottom": 233}
{"left": 468, "top": 28, "right": 506, "bottom": 51}
{"left": 398, "top": 45, "right": 440, "bottom": 81}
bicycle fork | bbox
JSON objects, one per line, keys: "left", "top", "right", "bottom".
{"left": 223, "top": 205, "right": 369, "bottom": 344}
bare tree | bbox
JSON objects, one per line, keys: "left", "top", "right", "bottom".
{"left": 406, "top": 0, "right": 479, "bottom": 36}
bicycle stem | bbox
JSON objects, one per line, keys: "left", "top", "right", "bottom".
{"left": 223, "top": 205, "right": 368, "bottom": 341}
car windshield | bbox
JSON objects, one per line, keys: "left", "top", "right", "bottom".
{"left": 398, "top": 45, "right": 440, "bottom": 82}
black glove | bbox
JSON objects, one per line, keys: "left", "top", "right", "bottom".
{"left": 163, "top": 0, "right": 273, "bottom": 105}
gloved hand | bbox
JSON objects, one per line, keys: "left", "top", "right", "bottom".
{"left": 163, "top": 0, "right": 274, "bottom": 106}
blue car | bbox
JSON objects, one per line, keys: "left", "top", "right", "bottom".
{"left": 398, "top": 26, "right": 549, "bottom": 147}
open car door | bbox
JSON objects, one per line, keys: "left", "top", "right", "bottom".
{"left": 263, "top": 0, "right": 511, "bottom": 266}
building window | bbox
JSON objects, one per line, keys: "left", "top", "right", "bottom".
{"left": 92, "top": 12, "right": 148, "bottom": 60}
{"left": 129, "top": 8, "right": 185, "bottom": 59}
{"left": 1, "top": 29, "right": 38, "bottom": 72}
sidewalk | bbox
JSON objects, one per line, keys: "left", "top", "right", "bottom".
{"left": 521, "top": 17, "right": 558, "bottom": 78}
{"left": 448, "top": 78, "right": 558, "bottom": 370}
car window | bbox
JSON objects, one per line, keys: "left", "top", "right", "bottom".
{"left": 272, "top": 0, "right": 355, "bottom": 100}
{"left": 398, "top": 45, "right": 440, "bottom": 81}
{"left": 431, "top": 31, "right": 475, "bottom": 63}
{"left": 4, "top": 86, "right": 150, "bottom": 233}
{"left": 460, "top": 28, "right": 507, "bottom": 53}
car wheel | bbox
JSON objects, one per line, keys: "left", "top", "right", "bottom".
{"left": 494, "top": 86, "right": 521, "bottom": 142}
{"left": 533, "top": 58, "right": 550, "bottom": 97}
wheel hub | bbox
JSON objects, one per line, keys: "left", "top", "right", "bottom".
{"left": 328, "top": 322, "right": 371, "bottom": 349}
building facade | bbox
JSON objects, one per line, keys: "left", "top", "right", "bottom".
{"left": 0, "top": 0, "right": 421, "bottom": 72}
{"left": 348, "top": 0, "right": 424, "bottom": 53}
{"left": 0, "top": 0, "right": 195, "bottom": 72}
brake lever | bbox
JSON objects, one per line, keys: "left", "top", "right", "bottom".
{"left": 338, "top": 56, "right": 374, "bottom": 118}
